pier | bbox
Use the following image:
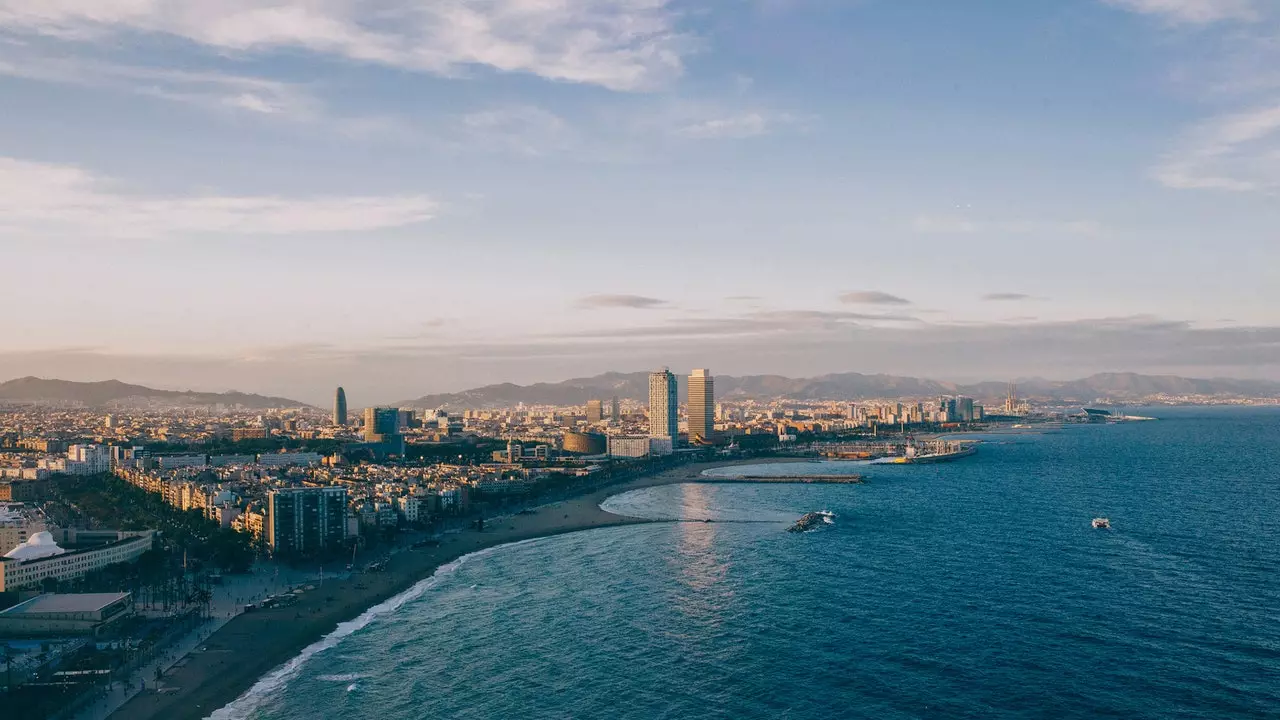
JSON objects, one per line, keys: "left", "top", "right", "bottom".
{"left": 697, "top": 474, "right": 864, "bottom": 484}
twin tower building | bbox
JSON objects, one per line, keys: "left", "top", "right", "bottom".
{"left": 649, "top": 367, "right": 714, "bottom": 445}
{"left": 335, "top": 369, "right": 715, "bottom": 445}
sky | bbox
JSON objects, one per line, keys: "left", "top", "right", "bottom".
{"left": 1, "top": 0, "right": 1278, "bottom": 405}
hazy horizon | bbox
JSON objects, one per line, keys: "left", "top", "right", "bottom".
{"left": 3, "top": 0, "right": 1278, "bottom": 405}
{"left": 3, "top": 362, "right": 1278, "bottom": 408}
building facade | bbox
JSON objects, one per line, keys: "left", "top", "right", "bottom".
{"left": 265, "top": 487, "right": 349, "bottom": 556}
{"left": 648, "top": 367, "right": 678, "bottom": 440}
{"left": 688, "top": 369, "right": 714, "bottom": 443}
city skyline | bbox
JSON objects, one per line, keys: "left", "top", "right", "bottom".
{"left": 2, "top": 1, "right": 1279, "bottom": 400}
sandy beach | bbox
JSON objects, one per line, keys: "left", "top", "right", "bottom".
{"left": 110, "top": 458, "right": 774, "bottom": 720}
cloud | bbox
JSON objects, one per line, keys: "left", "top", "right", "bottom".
{"left": 982, "top": 293, "right": 1035, "bottom": 301}
{"left": 458, "top": 105, "right": 575, "bottom": 156}
{"left": 674, "top": 112, "right": 771, "bottom": 139}
{"left": 0, "top": 157, "right": 437, "bottom": 238}
{"left": 839, "top": 291, "right": 912, "bottom": 306}
{"left": 1101, "top": 0, "right": 1259, "bottom": 24}
{"left": 0, "top": 50, "right": 320, "bottom": 119}
{"left": 575, "top": 294, "right": 668, "bottom": 309}
{"left": 1152, "top": 102, "right": 1280, "bottom": 192}
{"left": 725, "top": 295, "right": 762, "bottom": 301}
{"left": 0, "top": 0, "right": 690, "bottom": 92}
{"left": 911, "top": 215, "right": 1104, "bottom": 236}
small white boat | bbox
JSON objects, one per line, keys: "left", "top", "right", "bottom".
{"left": 1092, "top": 517, "right": 1111, "bottom": 529}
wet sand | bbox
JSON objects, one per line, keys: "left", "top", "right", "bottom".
{"left": 110, "top": 459, "right": 780, "bottom": 720}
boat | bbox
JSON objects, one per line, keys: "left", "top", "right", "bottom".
{"left": 788, "top": 511, "right": 835, "bottom": 533}
{"left": 1092, "top": 517, "right": 1111, "bottom": 529}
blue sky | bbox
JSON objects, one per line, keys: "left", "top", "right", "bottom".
{"left": 1, "top": 0, "right": 1278, "bottom": 404}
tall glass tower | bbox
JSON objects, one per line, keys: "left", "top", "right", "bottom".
{"left": 648, "top": 367, "right": 678, "bottom": 440}
{"left": 333, "top": 387, "right": 348, "bottom": 426}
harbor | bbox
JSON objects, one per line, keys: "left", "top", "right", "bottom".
{"left": 808, "top": 439, "right": 978, "bottom": 464}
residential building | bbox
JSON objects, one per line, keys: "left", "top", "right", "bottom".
{"left": 265, "top": 487, "right": 349, "bottom": 556}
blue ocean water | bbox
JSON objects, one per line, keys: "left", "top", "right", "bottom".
{"left": 214, "top": 408, "right": 1280, "bottom": 719}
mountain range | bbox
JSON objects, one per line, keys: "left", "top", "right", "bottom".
{"left": 399, "top": 371, "right": 1280, "bottom": 409}
{"left": 0, "top": 377, "right": 309, "bottom": 409}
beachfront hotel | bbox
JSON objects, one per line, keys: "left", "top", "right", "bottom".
{"left": 688, "top": 369, "right": 715, "bottom": 444}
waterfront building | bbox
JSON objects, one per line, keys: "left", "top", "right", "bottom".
{"left": 0, "top": 531, "right": 154, "bottom": 593}
{"left": 265, "top": 487, "right": 349, "bottom": 556}
{"left": 0, "top": 592, "right": 134, "bottom": 637}
{"left": 688, "top": 369, "right": 715, "bottom": 444}
{"left": 334, "top": 386, "right": 348, "bottom": 426}
{"left": 648, "top": 367, "right": 678, "bottom": 440}
{"left": 586, "top": 399, "right": 604, "bottom": 424}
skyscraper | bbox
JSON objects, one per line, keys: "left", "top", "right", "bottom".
{"left": 586, "top": 399, "right": 604, "bottom": 423}
{"left": 333, "top": 387, "right": 348, "bottom": 426}
{"left": 610, "top": 396, "right": 621, "bottom": 422}
{"left": 688, "top": 368, "right": 714, "bottom": 443}
{"left": 649, "top": 367, "right": 678, "bottom": 440}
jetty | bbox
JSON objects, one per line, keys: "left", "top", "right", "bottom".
{"left": 698, "top": 474, "right": 864, "bottom": 484}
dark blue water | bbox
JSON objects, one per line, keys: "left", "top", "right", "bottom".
{"left": 214, "top": 408, "right": 1280, "bottom": 719}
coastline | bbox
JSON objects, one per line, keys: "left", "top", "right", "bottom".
{"left": 110, "top": 458, "right": 779, "bottom": 720}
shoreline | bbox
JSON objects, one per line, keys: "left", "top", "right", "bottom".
{"left": 110, "top": 457, "right": 781, "bottom": 720}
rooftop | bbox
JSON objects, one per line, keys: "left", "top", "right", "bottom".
{"left": 1, "top": 592, "right": 131, "bottom": 616}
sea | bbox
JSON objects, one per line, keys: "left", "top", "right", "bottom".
{"left": 210, "top": 407, "right": 1280, "bottom": 719}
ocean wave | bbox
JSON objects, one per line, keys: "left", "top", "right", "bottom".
{"left": 205, "top": 538, "right": 543, "bottom": 720}
{"left": 315, "top": 673, "right": 370, "bottom": 682}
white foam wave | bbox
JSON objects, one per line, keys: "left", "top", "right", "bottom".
{"left": 315, "top": 673, "right": 370, "bottom": 682}
{"left": 205, "top": 538, "right": 541, "bottom": 720}
{"left": 346, "top": 683, "right": 359, "bottom": 693}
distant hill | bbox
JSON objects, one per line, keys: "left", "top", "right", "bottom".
{"left": 399, "top": 371, "right": 1280, "bottom": 408}
{"left": 0, "top": 377, "right": 309, "bottom": 409}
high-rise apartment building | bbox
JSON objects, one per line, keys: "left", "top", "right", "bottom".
{"left": 333, "top": 387, "right": 348, "bottom": 426}
{"left": 266, "top": 487, "right": 348, "bottom": 556}
{"left": 586, "top": 399, "right": 604, "bottom": 423}
{"left": 688, "top": 369, "right": 714, "bottom": 443}
{"left": 648, "top": 367, "right": 678, "bottom": 440}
